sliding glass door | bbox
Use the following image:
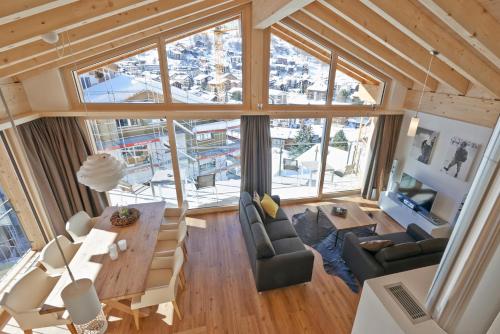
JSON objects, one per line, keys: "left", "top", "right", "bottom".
{"left": 271, "top": 118, "right": 326, "bottom": 199}
{"left": 174, "top": 119, "right": 241, "bottom": 208}
{"left": 322, "top": 117, "right": 375, "bottom": 194}
{"left": 0, "top": 187, "right": 30, "bottom": 280}
{"left": 87, "top": 119, "right": 177, "bottom": 207}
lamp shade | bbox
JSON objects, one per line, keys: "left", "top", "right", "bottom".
{"left": 61, "top": 279, "right": 107, "bottom": 333}
{"left": 77, "top": 153, "right": 126, "bottom": 192}
{"left": 407, "top": 116, "right": 420, "bottom": 137}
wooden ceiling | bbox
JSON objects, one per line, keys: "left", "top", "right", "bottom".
{"left": 0, "top": 0, "right": 499, "bottom": 98}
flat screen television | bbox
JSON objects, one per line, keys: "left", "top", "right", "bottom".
{"left": 398, "top": 173, "right": 437, "bottom": 213}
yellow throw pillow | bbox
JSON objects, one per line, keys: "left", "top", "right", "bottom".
{"left": 261, "top": 194, "right": 279, "bottom": 219}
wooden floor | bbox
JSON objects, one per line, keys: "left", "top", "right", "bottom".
{"left": 1, "top": 197, "right": 403, "bottom": 334}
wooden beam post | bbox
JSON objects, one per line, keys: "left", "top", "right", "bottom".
{"left": 362, "top": 0, "right": 500, "bottom": 97}
{"left": 252, "top": 0, "right": 314, "bottom": 29}
{"left": 321, "top": 0, "right": 470, "bottom": 95}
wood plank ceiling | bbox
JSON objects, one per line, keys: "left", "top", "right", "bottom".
{"left": 0, "top": 0, "right": 499, "bottom": 98}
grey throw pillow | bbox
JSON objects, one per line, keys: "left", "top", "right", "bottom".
{"left": 360, "top": 239, "right": 394, "bottom": 252}
{"left": 252, "top": 192, "right": 266, "bottom": 221}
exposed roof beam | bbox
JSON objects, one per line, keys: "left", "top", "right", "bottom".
{"left": 305, "top": 2, "right": 438, "bottom": 90}
{"left": 15, "top": 4, "right": 247, "bottom": 80}
{"left": 362, "top": 0, "right": 500, "bottom": 97}
{"left": 404, "top": 90, "right": 500, "bottom": 128}
{"left": 321, "top": 0, "right": 470, "bottom": 95}
{"left": 280, "top": 16, "right": 395, "bottom": 86}
{"left": 253, "top": 0, "right": 313, "bottom": 28}
{"left": 417, "top": 0, "right": 500, "bottom": 68}
{"left": 0, "top": 0, "right": 159, "bottom": 50}
{"left": 286, "top": 12, "right": 414, "bottom": 87}
{"left": 0, "top": 1, "right": 77, "bottom": 24}
{"left": 0, "top": 1, "right": 245, "bottom": 79}
{"left": 272, "top": 24, "right": 380, "bottom": 84}
{"left": 0, "top": 0, "right": 202, "bottom": 68}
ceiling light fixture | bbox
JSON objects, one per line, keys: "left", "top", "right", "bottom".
{"left": 408, "top": 50, "right": 438, "bottom": 137}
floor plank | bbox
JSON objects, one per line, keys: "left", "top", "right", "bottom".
{"left": 0, "top": 197, "right": 403, "bottom": 334}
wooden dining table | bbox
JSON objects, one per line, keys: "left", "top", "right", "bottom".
{"left": 40, "top": 201, "right": 166, "bottom": 315}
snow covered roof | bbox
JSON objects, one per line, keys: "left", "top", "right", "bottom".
{"left": 192, "top": 119, "right": 240, "bottom": 133}
{"left": 82, "top": 74, "right": 163, "bottom": 103}
{"left": 307, "top": 81, "right": 328, "bottom": 92}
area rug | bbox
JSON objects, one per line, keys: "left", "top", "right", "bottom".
{"left": 292, "top": 209, "right": 376, "bottom": 293}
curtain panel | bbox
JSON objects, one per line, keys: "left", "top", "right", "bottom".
{"left": 18, "top": 117, "right": 108, "bottom": 236}
{"left": 362, "top": 115, "right": 403, "bottom": 200}
{"left": 240, "top": 115, "right": 272, "bottom": 196}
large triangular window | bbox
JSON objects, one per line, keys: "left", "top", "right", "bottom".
{"left": 332, "top": 57, "right": 384, "bottom": 105}
{"left": 165, "top": 19, "right": 243, "bottom": 104}
{"left": 268, "top": 34, "right": 330, "bottom": 105}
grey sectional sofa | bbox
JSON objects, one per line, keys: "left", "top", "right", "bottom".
{"left": 342, "top": 223, "right": 448, "bottom": 283}
{"left": 239, "top": 192, "right": 314, "bottom": 291}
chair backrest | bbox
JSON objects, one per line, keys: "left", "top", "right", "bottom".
{"left": 170, "top": 247, "right": 184, "bottom": 297}
{"left": 0, "top": 267, "right": 56, "bottom": 314}
{"left": 39, "top": 236, "right": 78, "bottom": 273}
{"left": 177, "top": 219, "right": 188, "bottom": 244}
{"left": 196, "top": 174, "right": 215, "bottom": 189}
{"left": 283, "top": 158, "right": 299, "bottom": 171}
{"left": 66, "top": 211, "right": 92, "bottom": 240}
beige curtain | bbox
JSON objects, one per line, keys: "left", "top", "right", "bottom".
{"left": 362, "top": 115, "right": 403, "bottom": 200}
{"left": 18, "top": 117, "right": 108, "bottom": 236}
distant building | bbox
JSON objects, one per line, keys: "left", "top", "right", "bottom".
{"left": 306, "top": 81, "right": 328, "bottom": 101}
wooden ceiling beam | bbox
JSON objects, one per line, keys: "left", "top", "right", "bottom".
{"left": 285, "top": 12, "right": 414, "bottom": 87}
{"left": 15, "top": 4, "right": 247, "bottom": 80}
{"left": 0, "top": 1, "right": 74, "bottom": 24}
{"left": 417, "top": 0, "right": 500, "bottom": 68}
{"left": 0, "top": 0, "right": 202, "bottom": 68}
{"left": 0, "top": 1, "right": 246, "bottom": 79}
{"left": 253, "top": 0, "right": 313, "bottom": 28}
{"left": 279, "top": 16, "right": 394, "bottom": 90}
{"left": 362, "top": 0, "right": 500, "bottom": 97}
{"left": 321, "top": 0, "right": 470, "bottom": 95}
{"left": 272, "top": 24, "right": 380, "bottom": 85}
{"left": 0, "top": 0, "right": 159, "bottom": 50}
{"left": 305, "top": 2, "right": 438, "bottom": 91}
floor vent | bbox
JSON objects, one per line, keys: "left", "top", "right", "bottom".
{"left": 385, "top": 283, "right": 430, "bottom": 324}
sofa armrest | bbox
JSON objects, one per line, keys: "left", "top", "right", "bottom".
{"left": 255, "top": 249, "right": 314, "bottom": 291}
{"left": 341, "top": 232, "right": 384, "bottom": 283}
{"left": 271, "top": 195, "right": 281, "bottom": 206}
{"left": 407, "top": 224, "right": 433, "bottom": 241}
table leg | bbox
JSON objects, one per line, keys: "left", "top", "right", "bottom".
{"left": 334, "top": 231, "right": 339, "bottom": 247}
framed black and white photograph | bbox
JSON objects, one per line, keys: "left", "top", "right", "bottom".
{"left": 410, "top": 126, "right": 439, "bottom": 165}
{"left": 441, "top": 136, "right": 480, "bottom": 181}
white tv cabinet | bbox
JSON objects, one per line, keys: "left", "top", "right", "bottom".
{"left": 378, "top": 192, "right": 451, "bottom": 238}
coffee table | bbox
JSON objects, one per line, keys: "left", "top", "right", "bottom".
{"left": 318, "top": 203, "right": 377, "bottom": 247}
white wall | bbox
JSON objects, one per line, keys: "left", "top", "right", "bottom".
{"left": 21, "top": 68, "right": 70, "bottom": 111}
{"left": 393, "top": 111, "right": 493, "bottom": 222}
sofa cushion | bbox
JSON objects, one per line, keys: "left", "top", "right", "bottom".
{"left": 418, "top": 238, "right": 448, "bottom": 254}
{"left": 252, "top": 192, "right": 266, "bottom": 221}
{"left": 261, "top": 194, "right": 279, "bottom": 218}
{"left": 265, "top": 219, "right": 297, "bottom": 241}
{"left": 375, "top": 242, "right": 421, "bottom": 262}
{"left": 359, "top": 232, "right": 415, "bottom": 245}
{"left": 244, "top": 204, "right": 263, "bottom": 225}
{"left": 263, "top": 208, "right": 288, "bottom": 224}
{"left": 360, "top": 239, "right": 394, "bottom": 252}
{"left": 271, "top": 237, "right": 305, "bottom": 255}
{"left": 251, "top": 222, "right": 275, "bottom": 259}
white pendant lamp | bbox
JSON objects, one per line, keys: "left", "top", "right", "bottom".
{"left": 61, "top": 279, "right": 108, "bottom": 334}
{"left": 77, "top": 153, "right": 126, "bottom": 192}
{"left": 407, "top": 50, "right": 438, "bottom": 136}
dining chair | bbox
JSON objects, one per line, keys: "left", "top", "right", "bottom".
{"left": 160, "top": 200, "right": 189, "bottom": 231}
{"left": 155, "top": 219, "right": 188, "bottom": 260}
{"left": 65, "top": 211, "right": 95, "bottom": 243}
{"left": 0, "top": 267, "right": 77, "bottom": 334}
{"left": 130, "top": 247, "right": 185, "bottom": 329}
{"left": 39, "top": 235, "right": 80, "bottom": 275}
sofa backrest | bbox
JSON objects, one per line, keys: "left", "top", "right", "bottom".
{"left": 375, "top": 242, "right": 421, "bottom": 262}
{"left": 418, "top": 238, "right": 448, "bottom": 254}
{"left": 239, "top": 192, "right": 276, "bottom": 261}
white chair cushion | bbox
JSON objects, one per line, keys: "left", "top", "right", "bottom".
{"left": 146, "top": 268, "right": 173, "bottom": 289}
